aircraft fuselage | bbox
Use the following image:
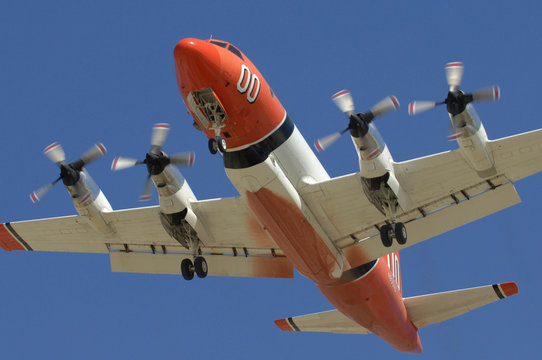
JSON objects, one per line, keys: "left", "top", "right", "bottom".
{"left": 174, "top": 38, "right": 422, "bottom": 353}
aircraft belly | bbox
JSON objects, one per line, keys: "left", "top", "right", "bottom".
{"left": 224, "top": 122, "right": 347, "bottom": 284}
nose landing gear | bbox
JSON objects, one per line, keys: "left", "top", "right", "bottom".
{"left": 208, "top": 136, "right": 227, "bottom": 155}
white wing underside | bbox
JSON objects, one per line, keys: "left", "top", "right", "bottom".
{"left": 3, "top": 129, "right": 542, "bottom": 277}
{"left": 300, "top": 128, "right": 542, "bottom": 265}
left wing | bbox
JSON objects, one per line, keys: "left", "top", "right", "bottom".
{"left": 1, "top": 198, "right": 293, "bottom": 279}
{"left": 302, "top": 129, "right": 542, "bottom": 266}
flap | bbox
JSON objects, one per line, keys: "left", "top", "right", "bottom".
{"left": 110, "top": 252, "right": 293, "bottom": 278}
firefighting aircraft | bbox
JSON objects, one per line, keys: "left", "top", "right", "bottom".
{"left": 1, "top": 38, "right": 540, "bottom": 353}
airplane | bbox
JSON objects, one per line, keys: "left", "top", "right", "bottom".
{"left": 1, "top": 38, "right": 541, "bottom": 353}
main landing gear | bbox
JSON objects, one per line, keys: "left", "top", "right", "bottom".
{"left": 208, "top": 136, "right": 227, "bottom": 155}
{"left": 380, "top": 222, "right": 407, "bottom": 248}
{"left": 181, "top": 256, "right": 208, "bottom": 280}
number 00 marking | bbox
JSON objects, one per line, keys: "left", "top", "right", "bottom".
{"left": 237, "top": 64, "right": 260, "bottom": 103}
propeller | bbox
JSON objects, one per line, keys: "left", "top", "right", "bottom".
{"left": 30, "top": 143, "right": 107, "bottom": 203}
{"left": 314, "top": 90, "right": 399, "bottom": 152}
{"left": 111, "top": 123, "right": 195, "bottom": 201}
{"left": 408, "top": 62, "right": 500, "bottom": 117}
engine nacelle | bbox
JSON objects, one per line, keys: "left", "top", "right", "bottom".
{"left": 450, "top": 104, "right": 495, "bottom": 178}
{"left": 67, "top": 169, "right": 115, "bottom": 236}
{"left": 151, "top": 165, "right": 209, "bottom": 249}
{"left": 351, "top": 122, "right": 390, "bottom": 179}
{"left": 351, "top": 123, "right": 412, "bottom": 214}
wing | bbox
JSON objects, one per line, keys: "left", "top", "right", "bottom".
{"left": 302, "top": 129, "right": 542, "bottom": 266}
{"left": 1, "top": 198, "right": 293, "bottom": 279}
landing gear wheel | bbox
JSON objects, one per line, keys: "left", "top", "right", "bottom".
{"left": 194, "top": 256, "right": 208, "bottom": 278}
{"left": 217, "top": 136, "right": 227, "bottom": 153}
{"left": 208, "top": 138, "right": 218, "bottom": 155}
{"left": 181, "top": 258, "right": 194, "bottom": 280}
{"left": 394, "top": 222, "right": 407, "bottom": 245}
{"left": 380, "top": 224, "right": 393, "bottom": 247}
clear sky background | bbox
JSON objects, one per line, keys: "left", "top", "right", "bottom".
{"left": 0, "top": 1, "right": 540, "bottom": 358}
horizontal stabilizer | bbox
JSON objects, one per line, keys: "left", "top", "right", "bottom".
{"left": 275, "top": 309, "right": 370, "bottom": 334}
{"left": 404, "top": 282, "right": 518, "bottom": 329}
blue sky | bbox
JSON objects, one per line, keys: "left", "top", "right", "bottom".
{"left": 1, "top": 1, "right": 540, "bottom": 358}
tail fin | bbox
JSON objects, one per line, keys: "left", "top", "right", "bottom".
{"left": 404, "top": 282, "right": 518, "bottom": 329}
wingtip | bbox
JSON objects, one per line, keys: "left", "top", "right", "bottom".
{"left": 274, "top": 318, "right": 294, "bottom": 331}
{"left": 499, "top": 282, "right": 518, "bottom": 297}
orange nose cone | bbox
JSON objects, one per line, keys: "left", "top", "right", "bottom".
{"left": 174, "top": 38, "right": 221, "bottom": 90}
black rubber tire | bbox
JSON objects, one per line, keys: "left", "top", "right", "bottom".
{"left": 181, "top": 258, "right": 194, "bottom": 280}
{"left": 194, "top": 256, "right": 208, "bottom": 278}
{"left": 395, "top": 222, "right": 407, "bottom": 245}
{"left": 208, "top": 138, "right": 218, "bottom": 155}
{"left": 380, "top": 224, "right": 393, "bottom": 247}
{"left": 217, "top": 136, "right": 227, "bottom": 153}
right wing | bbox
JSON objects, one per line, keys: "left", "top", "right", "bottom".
{"left": 1, "top": 197, "right": 293, "bottom": 279}
{"left": 301, "top": 129, "right": 542, "bottom": 266}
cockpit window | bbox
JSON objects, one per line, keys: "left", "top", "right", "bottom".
{"left": 227, "top": 45, "right": 244, "bottom": 60}
{"left": 210, "top": 40, "right": 227, "bottom": 48}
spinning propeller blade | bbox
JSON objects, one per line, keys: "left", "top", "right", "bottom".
{"left": 31, "top": 143, "right": 105, "bottom": 203}
{"left": 409, "top": 62, "right": 500, "bottom": 141}
{"left": 314, "top": 131, "right": 346, "bottom": 152}
{"left": 315, "top": 90, "right": 399, "bottom": 152}
{"left": 408, "top": 101, "right": 439, "bottom": 116}
{"left": 112, "top": 123, "right": 195, "bottom": 201}
{"left": 332, "top": 90, "right": 355, "bottom": 116}
{"left": 139, "top": 176, "right": 153, "bottom": 201}
{"left": 150, "top": 123, "right": 171, "bottom": 151}
{"left": 445, "top": 62, "right": 464, "bottom": 90}
{"left": 472, "top": 86, "right": 500, "bottom": 102}
{"left": 111, "top": 157, "right": 141, "bottom": 171}
{"left": 169, "top": 152, "right": 196, "bottom": 167}
{"left": 30, "top": 177, "right": 62, "bottom": 203}
{"left": 43, "top": 142, "right": 65, "bottom": 164}
{"left": 371, "top": 96, "right": 400, "bottom": 118}
{"left": 80, "top": 143, "right": 107, "bottom": 166}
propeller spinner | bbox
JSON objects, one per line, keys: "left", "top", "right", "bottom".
{"left": 30, "top": 143, "right": 107, "bottom": 203}
{"left": 314, "top": 90, "right": 399, "bottom": 152}
{"left": 111, "top": 123, "right": 195, "bottom": 201}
